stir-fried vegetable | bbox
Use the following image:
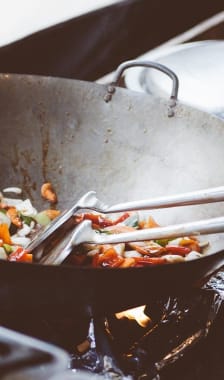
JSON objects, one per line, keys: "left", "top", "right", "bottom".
{"left": 0, "top": 186, "right": 208, "bottom": 267}
{"left": 67, "top": 212, "right": 207, "bottom": 268}
{"left": 0, "top": 184, "right": 60, "bottom": 263}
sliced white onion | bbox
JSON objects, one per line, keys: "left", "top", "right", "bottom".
{"left": 113, "top": 243, "right": 125, "bottom": 256}
{"left": 87, "top": 249, "right": 100, "bottom": 257}
{"left": 16, "top": 199, "right": 37, "bottom": 216}
{"left": 17, "top": 223, "right": 32, "bottom": 237}
{"left": 167, "top": 238, "right": 183, "bottom": 246}
{"left": 129, "top": 241, "right": 146, "bottom": 247}
{"left": 2, "top": 197, "right": 23, "bottom": 207}
{"left": 163, "top": 254, "right": 185, "bottom": 263}
{"left": 122, "top": 213, "right": 139, "bottom": 227}
{"left": 185, "top": 251, "right": 202, "bottom": 261}
{"left": 11, "top": 236, "right": 31, "bottom": 247}
{"left": 199, "top": 241, "right": 209, "bottom": 248}
{"left": 0, "top": 247, "right": 7, "bottom": 260}
{"left": 30, "top": 221, "right": 35, "bottom": 230}
{"left": 124, "top": 250, "right": 142, "bottom": 258}
{"left": 3, "top": 187, "right": 22, "bottom": 194}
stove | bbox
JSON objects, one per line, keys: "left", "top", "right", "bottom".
{"left": 1, "top": 268, "right": 223, "bottom": 380}
{"left": 68, "top": 270, "right": 224, "bottom": 380}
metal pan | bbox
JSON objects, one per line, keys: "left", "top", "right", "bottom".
{"left": 1, "top": 61, "right": 224, "bottom": 316}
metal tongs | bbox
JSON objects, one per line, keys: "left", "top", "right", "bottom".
{"left": 28, "top": 186, "right": 224, "bottom": 265}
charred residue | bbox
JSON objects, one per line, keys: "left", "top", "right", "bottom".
{"left": 38, "top": 109, "right": 50, "bottom": 183}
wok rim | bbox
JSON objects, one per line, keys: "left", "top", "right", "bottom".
{"left": 3, "top": 245, "right": 224, "bottom": 273}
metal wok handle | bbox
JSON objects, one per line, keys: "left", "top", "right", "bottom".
{"left": 104, "top": 60, "right": 179, "bottom": 117}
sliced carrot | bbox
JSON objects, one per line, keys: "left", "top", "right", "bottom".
{"left": 0, "top": 224, "right": 12, "bottom": 244}
{"left": 179, "top": 238, "right": 197, "bottom": 246}
{"left": 119, "top": 257, "right": 136, "bottom": 268}
{"left": 110, "top": 257, "right": 125, "bottom": 268}
{"left": 97, "top": 248, "right": 117, "bottom": 263}
{"left": 139, "top": 216, "right": 160, "bottom": 229}
{"left": 96, "top": 248, "right": 124, "bottom": 268}
{"left": 21, "top": 253, "right": 33, "bottom": 263}
{"left": 100, "top": 244, "right": 114, "bottom": 254}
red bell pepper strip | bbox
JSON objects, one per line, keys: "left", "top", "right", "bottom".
{"left": 134, "top": 257, "right": 167, "bottom": 266}
{"left": 8, "top": 247, "right": 32, "bottom": 263}
{"left": 165, "top": 245, "right": 191, "bottom": 256}
{"left": 112, "top": 212, "right": 130, "bottom": 225}
{"left": 75, "top": 212, "right": 130, "bottom": 229}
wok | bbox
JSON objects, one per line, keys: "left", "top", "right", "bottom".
{"left": 1, "top": 61, "right": 224, "bottom": 316}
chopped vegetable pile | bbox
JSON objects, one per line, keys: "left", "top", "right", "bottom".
{"left": 0, "top": 186, "right": 208, "bottom": 267}
{"left": 66, "top": 212, "right": 208, "bottom": 268}
{"left": 0, "top": 184, "right": 60, "bottom": 263}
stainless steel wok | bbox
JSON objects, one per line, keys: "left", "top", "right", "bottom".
{"left": 1, "top": 61, "right": 224, "bottom": 316}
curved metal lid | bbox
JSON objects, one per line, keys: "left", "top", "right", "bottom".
{"left": 125, "top": 40, "right": 224, "bottom": 116}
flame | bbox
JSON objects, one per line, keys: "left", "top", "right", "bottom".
{"left": 115, "top": 305, "right": 151, "bottom": 328}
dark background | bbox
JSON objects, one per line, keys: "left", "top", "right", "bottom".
{"left": 0, "top": 0, "right": 223, "bottom": 80}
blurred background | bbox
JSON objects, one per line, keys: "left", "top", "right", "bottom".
{"left": 0, "top": 0, "right": 223, "bottom": 81}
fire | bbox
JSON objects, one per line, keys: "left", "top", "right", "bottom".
{"left": 115, "top": 305, "right": 151, "bottom": 328}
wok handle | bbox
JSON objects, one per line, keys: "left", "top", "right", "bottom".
{"left": 104, "top": 60, "right": 179, "bottom": 117}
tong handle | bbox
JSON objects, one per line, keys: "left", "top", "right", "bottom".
{"left": 74, "top": 216, "right": 224, "bottom": 246}
{"left": 33, "top": 185, "right": 224, "bottom": 261}
{"left": 107, "top": 186, "right": 224, "bottom": 213}
{"left": 40, "top": 215, "right": 224, "bottom": 265}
